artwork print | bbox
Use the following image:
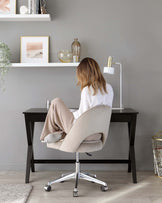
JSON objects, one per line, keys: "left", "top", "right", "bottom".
{"left": 21, "top": 36, "right": 49, "bottom": 63}
{"left": 26, "top": 42, "right": 43, "bottom": 59}
{"left": 0, "top": 0, "right": 16, "bottom": 14}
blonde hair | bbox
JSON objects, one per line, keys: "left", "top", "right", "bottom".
{"left": 76, "top": 57, "right": 107, "bottom": 95}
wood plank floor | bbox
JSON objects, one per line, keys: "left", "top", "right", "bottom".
{"left": 0, "top": 171, "right": 162, "bottom": 203}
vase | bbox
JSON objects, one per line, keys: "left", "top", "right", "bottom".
{"left": 71, "top": 38, "right": 81, "bottom": 62}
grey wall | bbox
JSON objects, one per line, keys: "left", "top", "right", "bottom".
{"left": 0, "top": 0, "right": 162, "bottom": 171}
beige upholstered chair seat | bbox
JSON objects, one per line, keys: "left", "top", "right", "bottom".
{"left": 47, "top": 137, "right": 103, "bottom": 153}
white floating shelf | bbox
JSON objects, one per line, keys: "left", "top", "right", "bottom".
{"left": 12, "top": 63, "right": 79, "bottom": 68}
{"left": 0, "top": 14, "right": 51, "bottom": 21}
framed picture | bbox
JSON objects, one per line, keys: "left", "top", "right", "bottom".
{"left": 21, "top": 36, "right": 49, "bottom": 63}
{"left": 40, "top": 0, "right": 48, "bottom": 14}
{"left": 0, "top": 0, "right": 16, "bottom": 14}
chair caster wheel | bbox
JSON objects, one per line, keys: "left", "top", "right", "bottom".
{"left": 101, "top": 185, "right": 108, "bottom": 192}
{"left": 44, "top": 185, "right": 51, "bottom": 192}
{"left": 73, "top": 191, "right": 78, "bottom": 197}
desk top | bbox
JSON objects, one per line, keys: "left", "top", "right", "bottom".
{"left": 23, "top": 108, "right": 139, "bottom": 115}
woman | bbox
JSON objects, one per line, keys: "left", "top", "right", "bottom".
{"left": 40, "top": 57, "right": 113, "bottom": 143}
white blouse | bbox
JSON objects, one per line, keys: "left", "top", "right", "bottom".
{"left": 73, "top": 83, "right": 113, "bottom": 121}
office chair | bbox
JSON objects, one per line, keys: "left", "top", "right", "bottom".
{"left": 44, "top": 105, "right": 112, "bottom": 197}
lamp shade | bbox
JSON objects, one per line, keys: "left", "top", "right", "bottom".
{"left": 103, "top": 66, "right": 115, "bottom": 74}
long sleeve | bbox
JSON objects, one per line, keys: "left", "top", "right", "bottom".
{"left": 73, "top": 87, "right": 89, "bottom": 120}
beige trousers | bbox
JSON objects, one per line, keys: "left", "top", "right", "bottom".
{"left": 40, "top": 98, "right": 74, "bottom": 141}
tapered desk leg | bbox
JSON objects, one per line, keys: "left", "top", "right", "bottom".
{"left": 130, "top": 145, "right": 137, "bottom": 183}
{"left": 30, "top": 122, "right": 35, "bottom": 172}
{"left": 129, "top": 116, "right": 137, "bottom": 183}
{"left": 25, "top": 116, "right": 34, "bottom": 183}
{"left": 25, "top": 145, "right": 32, "bottom": 183}
{"left": 128, "top": 122, "right": 131, "bottom": 173}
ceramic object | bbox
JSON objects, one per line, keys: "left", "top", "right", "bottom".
{"left": 20, "top": 6, "right": 28, "bottom": 14}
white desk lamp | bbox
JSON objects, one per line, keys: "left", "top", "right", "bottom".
{"left": 103, "top": 56, "right": 124, "bottom": 110}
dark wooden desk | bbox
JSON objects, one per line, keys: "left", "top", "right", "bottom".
{"left": 23, "top": 108, "right": 138, "bottom": 184}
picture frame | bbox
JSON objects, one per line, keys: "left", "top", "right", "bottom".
{"left": 40, "top": 0, "right": 48, "bottom": 14}
{"left": 0, "top": 0, "right": 16, "bottom": 14}
{"left": 20, "top": 36, "right": 49, "bottom": 63}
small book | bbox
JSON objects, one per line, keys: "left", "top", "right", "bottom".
{"left": 28, "top": 0, "right": 41, "bottom": 14}
{"left": 36, "top": 0, "right": 41, "bottom": 14}
{"left": 32, "top": 0, "right": 37, "bottom": 14}
{"left": 28, "top": 0, "right": 32, "bottom": 14}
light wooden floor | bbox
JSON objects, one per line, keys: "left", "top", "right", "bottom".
{"left": 0, "top": 171, "right": 162, "bottom": 203}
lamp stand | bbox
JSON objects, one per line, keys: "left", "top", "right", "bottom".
{"left": 115, "top": 62, "right": 124, "bottom": 109}
{"left": 113, "top": 62, "right": 124, "bottom": 110}
{"left": 103, "top": 58, "right": 124, "bottom": 110}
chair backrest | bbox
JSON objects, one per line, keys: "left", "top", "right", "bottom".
{"left": 60, "top": 105, "right": 112, "bottom": 153}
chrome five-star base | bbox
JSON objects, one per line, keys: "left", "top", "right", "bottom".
{"left": 44, "top": 152, "right": 108, "bottom": 197}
